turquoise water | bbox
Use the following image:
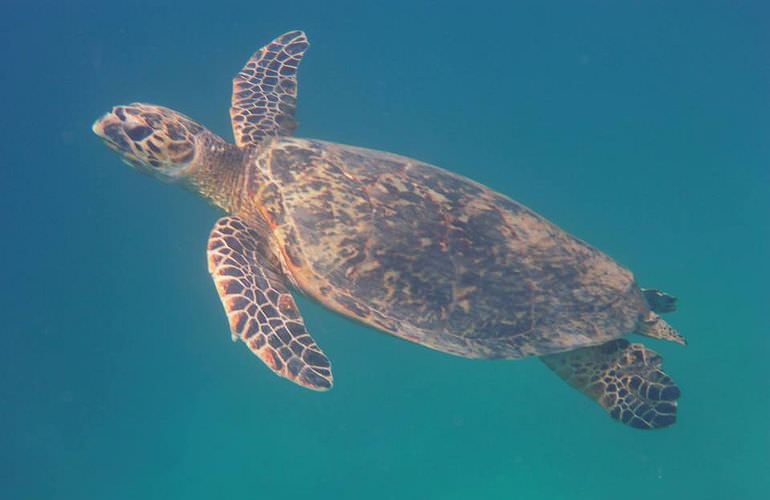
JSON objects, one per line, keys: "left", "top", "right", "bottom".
{"left": 2, "top": 1, "right": 768, "bottom": 498}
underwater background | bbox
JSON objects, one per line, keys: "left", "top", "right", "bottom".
{"left": 1, "top": 1, "right": 768, "bottom": 498}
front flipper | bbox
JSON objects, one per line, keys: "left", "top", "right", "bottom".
{"left": 230, "top": 30, "right": 309, "bottom": 146}
{"left": 207, "top": 216, "right": 333, "bottom": 391}
{"left": 542, "top": 339, "right": 680, "bottom": 429}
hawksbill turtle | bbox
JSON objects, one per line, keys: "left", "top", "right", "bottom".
{"left": 92, "top": 31, "right": 686, "bottom": 429}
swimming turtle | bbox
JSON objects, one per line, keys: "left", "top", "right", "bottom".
{"left": 92, "top": 31, "right": 686, "bottom": 429}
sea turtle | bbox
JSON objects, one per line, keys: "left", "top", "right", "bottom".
{"left": 92, "top": 31, "right": 686, "bottom": 429}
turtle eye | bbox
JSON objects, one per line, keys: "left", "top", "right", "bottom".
{"left": 126, "top": 125, "right": 152, "bottom": 141}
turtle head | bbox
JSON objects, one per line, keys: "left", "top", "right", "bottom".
{"left": 92, "top": 103, "right": 208, "bottom": 181}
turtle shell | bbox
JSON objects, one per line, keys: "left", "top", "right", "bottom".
{"left": 250, "top": 137, "right": 647, "bottom": 359}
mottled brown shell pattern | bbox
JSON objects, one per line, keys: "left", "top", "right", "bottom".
{"left": 238, "top": 138, "right": 648, "bottom": 359}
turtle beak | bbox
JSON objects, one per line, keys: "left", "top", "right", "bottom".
{"left": 92, "top": 111, "right": 131, "bottom": 153}
{"left": 91, "top": 114, "right": 107, "bottom": 136}
{"left": 91, "top": 111, "right": 115, "bottom": 139}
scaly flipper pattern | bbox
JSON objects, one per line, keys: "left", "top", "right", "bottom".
{"left": 636, "top": 311, "right": 687, "bottom": 346}
{"left": 230, "top": 30, "right": 308, "bottom": 146}
{"left": 207, "top": 216, "right": 333, "bottom": 390}
{"left": 542, "top": 339, "right": 680, "bottom": 429}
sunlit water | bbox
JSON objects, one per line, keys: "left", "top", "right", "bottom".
{"left": 2, "top": 2, "right": 768, "bottom": 499}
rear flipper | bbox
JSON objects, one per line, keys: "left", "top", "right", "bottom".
{"left": 542, "top": 339, "right": 680, "bottom": 429}
{"left": 642, "top": 288, "right": 677, "bottom": 314}
{"left": 637, "top": 311, "right": 687, "bottom": 346}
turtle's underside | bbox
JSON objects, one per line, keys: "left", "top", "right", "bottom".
{"left": 93, "top": 31, "right": 685, "bottom": 429}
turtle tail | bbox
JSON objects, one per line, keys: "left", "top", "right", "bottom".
{"left": 541, "top": 339, "right": 680, "bottom": 430}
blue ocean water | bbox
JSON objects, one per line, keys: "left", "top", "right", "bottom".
{"left": 2, "top": 1, "right": 768, "bottom": 498}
